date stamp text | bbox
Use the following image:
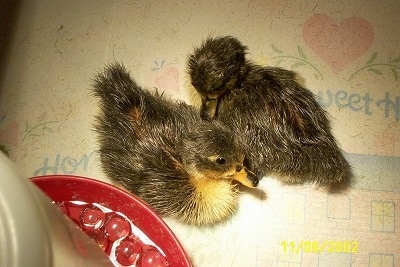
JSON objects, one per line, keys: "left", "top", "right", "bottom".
{"left": 281, "top": 240, "right": 358, "bottom": 254}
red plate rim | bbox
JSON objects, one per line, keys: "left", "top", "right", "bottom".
{"left": 30, "top": 175, "right": 192, "bottom": 267}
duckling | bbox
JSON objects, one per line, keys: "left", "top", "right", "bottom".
{"left": 92, "top": 63, "right": 259, "bottom": 226}
{"left": 187, "top": 36, "right": 351, "bottom": 186}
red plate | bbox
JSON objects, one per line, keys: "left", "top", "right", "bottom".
{"left": 31, "top": 175, "right": 192, "bottom": 267}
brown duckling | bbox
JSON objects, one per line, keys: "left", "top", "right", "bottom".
{"left": 92, "top": 63, "right": 259, "bottom": 226}
{"left": 187, "top": 36, "right": 351, "bottom": 186}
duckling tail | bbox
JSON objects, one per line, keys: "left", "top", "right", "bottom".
{"left": 92, "top": 63, "right": 143, "bottom": 114}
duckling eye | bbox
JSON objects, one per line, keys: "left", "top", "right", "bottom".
{"left": 215, "top": 157, "right": 226, "bottom": 165}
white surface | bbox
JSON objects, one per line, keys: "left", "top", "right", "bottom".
{"left": 0, "top": 152, "right": 50, "bottom": 267}
{"left": 0, "top": 152, "right": 113, "bottom": 267}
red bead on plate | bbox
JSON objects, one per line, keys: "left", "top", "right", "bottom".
{"left": 141, "top": 250, "right": 169, "bottom": 267}
{"left": 105, "top": 216, "right": 130, "bottom": 241}
{"left": 80, "top": 206, "right": 106, "bottom": 231}
{"left": 115, "top": 238, "right": 142, "bottom": 266}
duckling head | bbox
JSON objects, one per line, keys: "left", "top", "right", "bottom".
{"left": 181, "top": 121, "right": 258, "bottom": 188}
{"left": 187, "top": 36, "right": 247, "bottom": 120}
{"left": 177, "top": 122, "right": 259, "bottom": 225}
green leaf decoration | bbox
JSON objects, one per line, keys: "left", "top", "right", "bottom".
{"left": 391, "top": 57, "right": 400, "bottom": 63}
{"left": 366, "top": 52, "right": 378, "bottom": 64}
{"left": 297, "top": 46, "right": 307, "bottom": 59}
{"left": 271, "top": 44, "right": 283, "bottom": 54}
{"left": 368, "top": 68, "right": 383, "bottom": 75}
{"left": 38, "top": 112, "right": 46, "bottom": 122}
{"left": 275, "top": 59, "right": 284, "bottom": 66}
{"left": 291, "top": 62, "right": 306, "bottom": 69}
{"left": 44, "top": 127, "right": 54, "bottom": 132}
{"left": 391, "top": 68, "right": 399, "bottom": 81}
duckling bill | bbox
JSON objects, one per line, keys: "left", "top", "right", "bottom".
{"left": 92, "top": 63, "right": 258, "bottom": 226}
{"left": 188, "top": 36, "right": 352, "bottom": 186}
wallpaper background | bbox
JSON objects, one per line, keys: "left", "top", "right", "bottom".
{"left": 0, "top": 1, "right": 399, "bottom": 266}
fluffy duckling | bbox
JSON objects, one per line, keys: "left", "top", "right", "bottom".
{"left": 187, "top": 36, "right": 351, "bottom": 186}
{"left": 92, "top": 63, "right": 259, "bottom": 226}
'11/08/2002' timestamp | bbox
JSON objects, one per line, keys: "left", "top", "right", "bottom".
{"left": 281, "top": 240, "right": 359, "bottom": 254}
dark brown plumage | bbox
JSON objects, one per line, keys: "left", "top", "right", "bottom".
{"left": 187, "top": 36, "right": 351, "bottom": 186}
{"left": 92, "top": 63, "right": 259, "bottom": 226}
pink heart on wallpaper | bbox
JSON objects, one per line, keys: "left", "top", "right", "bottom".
{"left": 303, "top": 14, "right": 374, "bottom": 73}
{"left": 0, "top": 121, "right": 19, "bottom": 146}
{"left": 155, "top": 67, "right": 180, "bottom": 92}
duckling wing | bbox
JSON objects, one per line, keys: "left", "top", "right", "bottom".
{"left": 224, "top": 66, "right": 331, "bottom": 145}
{"left": 93, "top": 63, "right": 197, "bottom": 141}
{"left": 92, "top": 63, "right": 200, "bottom": 211}
{"left": 217, "top": 66, "right": 351, "bottom": 182}
{"left": 266, "top": 68, "right": 331, "bottom": 144}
